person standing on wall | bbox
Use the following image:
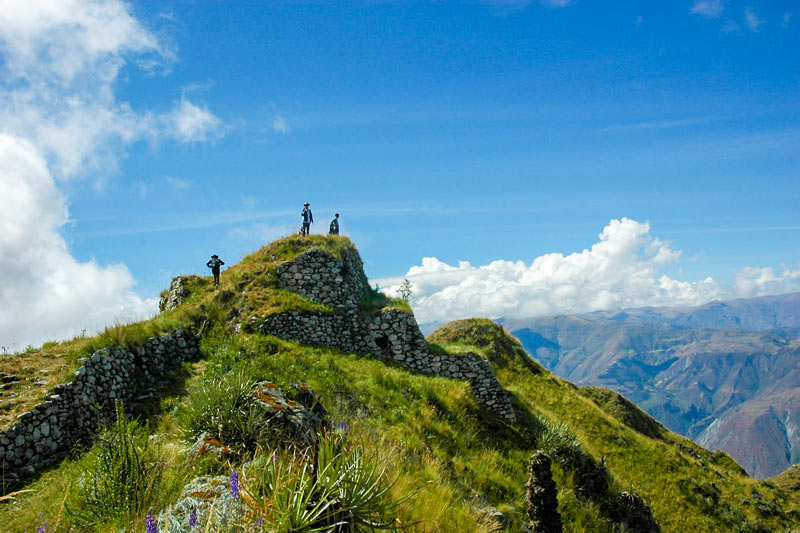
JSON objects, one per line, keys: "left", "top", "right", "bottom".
{"left": 207, "top": 254, "right": 225, "bottom": 287}
{"left": 329, "top": 213, "right": 340, "bottom": 235}
{"left": 301, "top": 202, "right": 313, "bottom": 236}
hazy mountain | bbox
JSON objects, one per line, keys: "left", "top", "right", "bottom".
{"left": 498, "top": 292, "right": 800, "bottom": 479}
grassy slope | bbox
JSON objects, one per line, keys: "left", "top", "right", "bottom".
{"left": 0, "top": 236, "right": 405, "bottom": 431}
{"left": 3, "top": 240, "right": 799, "bottom": 531}
{"left": 429, "top": 318, "right": 800, "bottom": 532}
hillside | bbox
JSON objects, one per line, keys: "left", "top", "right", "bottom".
{"left": 1, "top": 236, "right": 799, "bottom": 532}
{"left": 501, "top": 301, "right": 800, "bottom": 479}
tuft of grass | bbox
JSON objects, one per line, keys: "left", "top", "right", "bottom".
{"left": 179, "top": 371, "right": 275, "bottom": 452}
{"left": 242, "top": 431, "right": 405, "bottom": 531}
{"left": 67, "top": 403, "right": 172, "bottom": 530}
{"left": 360, "top": 289, "right": 412, "bottom": 315}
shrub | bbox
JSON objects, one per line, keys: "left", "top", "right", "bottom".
{"left": 68, "top": 403, "right": 164, "bottom": 529}
{"left": 242, "top": 431, "right": 405, "bottom": 531}
{"left": 180, "top": 371, "right": 274, "bottom": 452}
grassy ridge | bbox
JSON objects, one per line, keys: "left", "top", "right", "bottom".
{"left": 3, "top": 241, "right": 800, "bottom": 531}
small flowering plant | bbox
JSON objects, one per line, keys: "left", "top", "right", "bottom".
{"left": 230, "top": 470, "right": 240, "bottom": 500}
{"left": 145, "top": 511, "right": 158, "bottom": 533}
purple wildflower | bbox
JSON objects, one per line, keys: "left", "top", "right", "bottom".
{"left": 257, "top": 516, "right": 265, "bottom": 528}
{"left": 230, "top": 470, "right": 240, "bottom": 499}
{"left": 189, "top": 509, "right": 197, "bottom": 528}
{"left": 36, "top": 513, "right": 48, "bottom": 533}
{"left": 334, "top": 421, "right": 350, "bottom": 436}
{"left": 145, "top": 511, "right": 158, "bottom": 533}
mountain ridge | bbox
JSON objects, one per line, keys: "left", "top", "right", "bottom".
{"left": 499, "top": 292, "right": 800, "bottom": 479}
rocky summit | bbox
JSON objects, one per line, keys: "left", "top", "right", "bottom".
{"left": 1, "top": 236, "right": 799, "bottom": 532}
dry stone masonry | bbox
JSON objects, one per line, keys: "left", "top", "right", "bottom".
{"left": 0, "top": 330, "right": 199, "bottom": 485}
{"left": 252, "top": 247, "right": 517, "bottom": 423}
{"left": 277, "top": 247, "right": 371, "bottom": 312}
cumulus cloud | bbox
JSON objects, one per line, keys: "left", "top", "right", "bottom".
{"left": 378, "top": 218, "right": 800, "bottom": 324}
{"left": 691, "top": 0, "right": 725, "bottom": 18}
{"left": 271, "top": 115, "right": 291, "bottom": 134}
{"left": 0, "top": 134, "right": 155, "bottom": 349}
{"left": 0, "top": 0, "right": 222, "bottom": 349}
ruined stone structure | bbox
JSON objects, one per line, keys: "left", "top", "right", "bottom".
{"left": 0, "top": 330, "right": 199, "bottom": 484}
{"left": 252, "top": 247, "right": 517, "bottom": 423}
{"left": 277, "top": 247, "right": 371, "bottom": 312}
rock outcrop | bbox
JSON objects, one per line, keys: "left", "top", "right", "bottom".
{"left": 160, "top": 276, "right": 192, "bottom": 312}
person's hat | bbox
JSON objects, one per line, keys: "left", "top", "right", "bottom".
{"left": 335, "top": 213, "right": 339, "bottom": 216}
{"left": 304, "top": 201, "right": 310, "bottom": 206}
{"left": 212, "top": 254, "right": 218, "bottom": 258}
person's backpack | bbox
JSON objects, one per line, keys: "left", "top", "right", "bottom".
{"left": 329, "top": 221, "right": 336, "bottom": 234}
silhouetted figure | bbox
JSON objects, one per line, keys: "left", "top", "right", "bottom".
{"left": 329, "top": 213, "right": 340, "bottom": 235}
{"left": 207, "top": 254, "right": 225, "bottom": 287}
{"left": 301, "top": 202, "right": 313, "bottom": 236}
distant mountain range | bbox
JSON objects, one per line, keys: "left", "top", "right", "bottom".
{"left": 495, "top": 292, "right": 800, "bottom": 479}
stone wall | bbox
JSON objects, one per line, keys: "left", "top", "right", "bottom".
{"left": 277, "top": 248, "right": 371, "bottom": 312}
{"left": 0, "top": 329, "right": 199, "bottom": 485}
{"left": 251, "top": 309, "right": 516, "bottom": 423}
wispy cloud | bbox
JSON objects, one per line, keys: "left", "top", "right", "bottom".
{"left": 227, "top": 223, "right": 300, "bottom": 242}
{"left": 168, "top": 95, "right": 226, "bottom": 143}
{"left": 600, "top": 116, "right": 712, "bottom": 133}
{"left": 271, "top": 115, "right": 291, "bottom": 134}
{"left": 691, "top": 0, "right": 725, "bottom": 19}
{"left": 480, "top": 0, "right": 572, "bottom": 11}
{"left": 166, "top": 176, "right": 191, "bottom": 190}
{"left": 744, "top": 8, "right": 764, "bottom": 31}
{"left": 783, "top": 13, "right": 792, "bottom": 27}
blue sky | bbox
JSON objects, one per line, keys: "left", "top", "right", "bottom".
{"left": 1, "top": 0, "right": 799, "bottom": 348}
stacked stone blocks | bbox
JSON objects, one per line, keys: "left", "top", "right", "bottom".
{"left": 255, "top": 247, "right": 517, "bottom": 423}
{"left": 0, "top": 329, "right": 199, "bottom": 485}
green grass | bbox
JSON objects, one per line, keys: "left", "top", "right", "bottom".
{"left": 251, "top": 234, "right": 357, "bottom": 265}
{"left": 4, "top": 241, "right": 800, "bottom": 532}
{"left": 429, "top": 319, "right": 800, "bottom": 532}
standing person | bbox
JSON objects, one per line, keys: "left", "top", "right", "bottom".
{"left": 301, "top": 202, "right": 313, "bottom": 236}
{"left": 329, "top": 213, "right": 340, "bottom": 235}
{"left": 207, "top": 254, "right": 225, "bottom": 287}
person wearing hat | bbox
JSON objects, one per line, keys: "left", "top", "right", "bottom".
{"left": 206, "top": 254, "right": 225, "bottom": 287}
{"left": 301, "top": 202, "right": 313, "bottom": 236}
{"left": 329, "top": 213, "right": 340, "bottom": 235}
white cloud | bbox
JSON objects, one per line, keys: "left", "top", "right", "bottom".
{"left": 271, "top": 115, "right": 291, "bottom": 134}
{"left": 733, "top": 266, "right": 800, "bottom": 297}
{"left": 744, "top": 8, "right": 764, "bottom": 31}
{"left": 783, "top": 13, "right": 792, "bottom": 27}
{"left": 691, "top": 0, "right": 725, "bottom": 18}
{"left": 378, "top": 218, "right": 800, "bottom": 324}
{"left": 168, "top": 95, "right": 225, "bottom": 143}
{"left": 0, "top": 134, "right": 156, "bottom": 350}
{"left": 0, "top": 0, "right": 223, "bottom": 349}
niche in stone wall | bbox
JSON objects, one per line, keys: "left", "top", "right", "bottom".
{"left": 373, "top": 335, "right": 390, "bottom": 358}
